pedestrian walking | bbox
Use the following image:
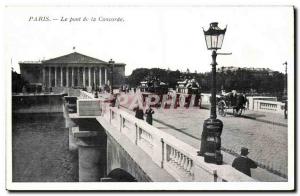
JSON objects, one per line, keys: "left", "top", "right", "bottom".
{"left": 134, "top": 106, "right": 144, "bottom": 120}
{"left": 232, "top": 147, "right": 257, "bottom": 177}
{"left": 230, "top": 90, "right": 237, "bottom": 107}
{"left": 145, "top": 106, "right": 154, "bottom": 125}
{"left": 115, "top": 94, "right": 120, "bottom": 108}
{"left": 284, "top": 100, "right": 288, "bottom": 119}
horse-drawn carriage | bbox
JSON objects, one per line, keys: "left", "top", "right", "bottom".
{"left": 217, "top": 91, "right": 248, "bottom": 117}
{"left": 176, "top": 78, "right": 201, "bottom": 107}
{"left": 140, "top": 77, "right": 168, "bottom": 95}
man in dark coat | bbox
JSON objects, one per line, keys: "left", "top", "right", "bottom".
{"left": 145, "top": 106, "right": 154, "bottom": 125}
{"left": 134, "top": 106, "right": 144, "bottom": 120}
{"left": 236, "top": 93, "right": 246, "bottom": 113}
{"left": 232, "top": 147, "right": 257, "bottom": 177}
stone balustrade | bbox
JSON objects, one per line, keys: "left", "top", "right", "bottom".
{"left": 79, "top": 90, "right": 94, "bottom": 99}
{"left": 101, "top": 106, "right": 254, "bottom": 182}
{"left": 254, "top": 100, "right": 285, "bottom": 114}
{"left": 247, "top": 96, "right": 277, "bottom": 110}
{"left": 76, "top": 90, "right": 255, "bottom": 182}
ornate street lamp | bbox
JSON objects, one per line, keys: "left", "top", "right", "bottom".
{"left": 198, "top": 22, "right": 227, "bottom": 165}
{"left": 109, "top": 59, "right": 115, "bottom": 94}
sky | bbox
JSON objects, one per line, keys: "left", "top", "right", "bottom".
{"left": 4, "top": 6, "right": 294, "bottom": 75}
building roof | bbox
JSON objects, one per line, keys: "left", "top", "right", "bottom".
{"left": 19, "top": 61, "right": 42, "bottom": 65}
{"left": 43, "top": 52, "right": 108, "bottom": 64}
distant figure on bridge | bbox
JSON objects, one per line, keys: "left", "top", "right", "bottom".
{"left": 236, "top": 93, "right": 247, "bottom": 113}
{"left": 284, "top": 100, "right": 288, "bottom": 119}
{"left": 145, "top": 106, "right": 155, "bottom": 125}
{"left": 232, "top": 147, "right": 257, "bottom": 177}
{"left": 134, "top": 106, "right": 144, "bottom": 120}
{"left": 229, "top": 90, "right": 238, "bottom": 106}
{"left": 94, "top": 91, "right": 98, "bottom": 98}
{"left": 109, "top": 94, "right": 117, "bottom": 107}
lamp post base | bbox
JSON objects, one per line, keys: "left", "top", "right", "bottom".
{"left": 198, "top": 118, "right": 223, "bottom": 165}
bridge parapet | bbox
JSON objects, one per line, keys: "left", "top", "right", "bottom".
{"left": 254, "top": 100, "right": 285, "bottom": 114}
{"left": 101, "top": 106, "right": 255, "bottom": 182}
{"left": 78, "top": 90, "right": 93, "bottom": 99}
{"left": 75, "top": 90, "right": 255, "bottom": 182}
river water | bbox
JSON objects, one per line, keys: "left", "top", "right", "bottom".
{"left": 12, "top": 112, "right": 78, "bottom": 182}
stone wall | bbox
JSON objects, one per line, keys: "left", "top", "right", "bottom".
{"left": 12, "top": 94, "right": 64, "bottom": 113}
{"left": 106, "top": 132, "right": 152, "bottom": 182}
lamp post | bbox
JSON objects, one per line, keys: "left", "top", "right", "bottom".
{"left": 109, "top": 59, "right": 115, "bottom": 94}
{"left": 198, "top": 22, "right": 227, "bottom": 165}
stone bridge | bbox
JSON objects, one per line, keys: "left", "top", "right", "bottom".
{"left": 63, "top": 90, "right": 254, "bottom": 182}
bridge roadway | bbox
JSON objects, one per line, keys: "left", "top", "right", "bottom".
{"left": 72, "top": 91, "right": 260, "bottom": 183}
{"left": 153, "top": 109, "right": 287, "bottom": 181}
{"left": 113, "top": 93, "right": 288, "bottom": 182}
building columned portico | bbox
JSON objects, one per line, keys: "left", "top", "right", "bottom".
{"left": 19, "top": 52, "right": 126, "bottom": 89}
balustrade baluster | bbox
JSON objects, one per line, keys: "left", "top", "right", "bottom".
{"left": 190, "top": 161, "right": 194, "bottom": 175}
{"left": 174, "top": 150, "right": 179, "bottom": 164}
{"left": 176, "top": 152, "right": 181, "bottom": 165}
{"left": 170, "top": 148, "right": 175, "bottom": 162}
{"left": 183, "top": 156, "right": 188, "bottom": 170}
{"left": 186, "top": 158, "right": 192, "bottom": 173}
{"left": 179, "top": 154, "right": 184, "bottom": 167}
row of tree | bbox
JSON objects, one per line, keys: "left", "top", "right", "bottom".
{"left": 126, "top": 67, "right": 286, "bottom": 95}
{"left": 12, "top": 68, "right": 28, "bottom": 93}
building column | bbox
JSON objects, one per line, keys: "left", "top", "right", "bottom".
{"left": 105, "top": 68, "right": 107, "bottom": 85}
{"left": 61, "top": 67, "right": 63, "bottom": 87}
{"left": 99, "top": 67, "right": 102, "bottom": 87}
{"left": 83, "top": 67, "right": 86, "bottom": 87}
{"left": 48, "top": 67, "right": 51, "bottom": 87}
{"left": 66, "top": 67, "right": 69, "bottom": 87}
{"left": 93, "top": 67, "right": 96, "bottom": 87}
{"left": 55, "top": 67, "right": 57, "bottom": 87}
{"left": 72, "top": 67, "right": 74, "bottom": 87}
{"left": 88, "top": 67, "right": 91, "bottom": 87}
{"left": 42, "top": 67, "right": 46, "bottom": 87}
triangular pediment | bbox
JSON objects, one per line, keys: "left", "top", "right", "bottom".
{"left": 43, "top": 52, "right": 108, "bottom": 64}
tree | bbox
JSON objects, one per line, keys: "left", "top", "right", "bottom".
{"left": 127, "top": 67, "right": 285, "bottom": 95}
{"left": 12, "top": 68, "right": 28, "bottom": 93}
{"left": 127, "top": 68, "right": 149, "bottom": 87}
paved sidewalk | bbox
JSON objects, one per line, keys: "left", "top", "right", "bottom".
{"left": 241, "top": 110, "right": 287, "bottom": 127}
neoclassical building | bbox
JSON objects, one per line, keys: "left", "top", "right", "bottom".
{"left": 19, "top": 52, "right": 126, "bottom": 89}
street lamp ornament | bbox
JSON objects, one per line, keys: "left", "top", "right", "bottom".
{"left": 203, "top": 22, "right": 227, "bottom": 50}
{"left": 198, "top": 22, "right": 227, "bottom": 165}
